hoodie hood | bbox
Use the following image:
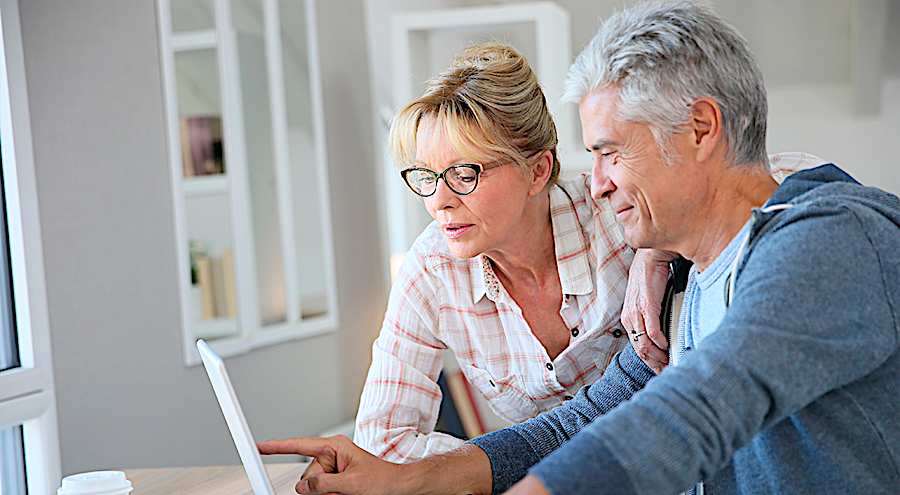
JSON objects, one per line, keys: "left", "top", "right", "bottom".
{"left": 756, "top": 163, "right": 900, "bottom": 235}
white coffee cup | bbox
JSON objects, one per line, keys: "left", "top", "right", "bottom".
{"left": 57, "top": 471, "right": 133, "bottom": 495}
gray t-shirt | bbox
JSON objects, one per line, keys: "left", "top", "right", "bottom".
{"left": 678, "top": 221, "right": 752, "bottom": 361}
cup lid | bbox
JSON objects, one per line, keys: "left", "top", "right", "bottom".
{"left": 58, "top": 471, "right": 133, "bottom": 494}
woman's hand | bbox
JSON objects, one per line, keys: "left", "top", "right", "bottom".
{"left": 258, "top": 435, "right": 404, "bottom": 495}
{"left": 621, "top": 249, "right": 676, "bottom": 374}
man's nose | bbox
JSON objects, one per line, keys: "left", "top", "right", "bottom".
{"left": 591, "top": 159, "right": 615, "bottom": 200}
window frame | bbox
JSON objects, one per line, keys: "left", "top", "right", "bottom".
{"left": 0, "top": 0, "right": 62, "bottom": 493}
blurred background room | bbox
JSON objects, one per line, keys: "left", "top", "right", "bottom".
{"left": 0, "top": 0, "right": 897, "bottom": 492}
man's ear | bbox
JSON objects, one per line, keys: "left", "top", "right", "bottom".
{"left": 528, "top": 150, "right": 554, "bottom": 196}
{"left": 688, "top": 98, "right": 724, "bottom": 163}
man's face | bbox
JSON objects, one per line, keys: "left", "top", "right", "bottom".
{"left": 580, "top": 86, "right": 701, "bottom": 249}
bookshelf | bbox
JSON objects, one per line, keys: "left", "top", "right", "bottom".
{"left": 158, "top": 0, "right": 338, "bottom": 366}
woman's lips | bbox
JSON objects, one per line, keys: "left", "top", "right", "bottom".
{"left": 443, "top": 224, "right": 475, "bottom": 239}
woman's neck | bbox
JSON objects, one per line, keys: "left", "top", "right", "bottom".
{"left": 484, "top": 190, "right": 558, "bottom": 287}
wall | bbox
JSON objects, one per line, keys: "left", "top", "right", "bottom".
{"left": 19, "top": 0, "right": 385, "bottom": 475}
{"left": 582, "top": 0, "right": 899, "bottom": 193}
{"left": 446, "top": 0, "right": 900, "bottom": 193}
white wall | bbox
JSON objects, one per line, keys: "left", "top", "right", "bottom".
{"left": 383, "top": 0, "right": 900, "bottom": 195}
{"left": 559, "top": 0, "right": 900, "bottom": 193}
{"left": 20, "top": 0, "right": 386, "bottom": 475}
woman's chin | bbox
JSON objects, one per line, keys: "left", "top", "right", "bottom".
{"left": 447, "top": 241, "right": 481, "bottom": 259}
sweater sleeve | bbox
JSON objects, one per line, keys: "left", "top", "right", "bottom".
{"left": 528, "top": 203, "right": 899, "bottom": 494}
{"left": 468, "top": 345, "right": 654, "bottom": 493}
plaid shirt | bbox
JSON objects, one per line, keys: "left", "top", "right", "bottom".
{"left": 354, "top": 174, "right": 633, "bottom": 462}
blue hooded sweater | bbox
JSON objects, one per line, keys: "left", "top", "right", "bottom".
{"left": 470, "top": 164, "right": 900, "bottom": 494}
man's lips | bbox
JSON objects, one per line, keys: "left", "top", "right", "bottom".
{"left": 614, "top": 206, "right": 634, "bottom": 219}
{"left": 443, "top": 223, "right": 475, "bottom": 239}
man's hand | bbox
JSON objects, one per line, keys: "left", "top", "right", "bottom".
{"left": 503, "top": 475, "right": 551, "bottom": 495}
{"left": 259, "top": 436, "right": 492, "bottom": 495}
{"left": 621, "top": 249, "right": 676, "bottom": 374}
{"left": 258, "top": 435, "right": 404, "bottom": 495}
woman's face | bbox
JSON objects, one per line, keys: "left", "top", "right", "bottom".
{"left": 413, "top": 117, "right": 534, "bottom": 259}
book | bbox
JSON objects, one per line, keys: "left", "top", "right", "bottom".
{"left": 210, "top": 257, "right": 227, "bottom": 318}
{"left": 195, "top": 255, "right": 216, "bottom": 320}
{"left": 221, "top": 248, "right": 237, "bottom": 318}
{"left": 180, "top": 115, "right": 225, "bottom": 177}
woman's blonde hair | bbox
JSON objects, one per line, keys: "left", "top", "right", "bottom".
{"left": 389, "top": 42, "right": 560, "bottom": 185}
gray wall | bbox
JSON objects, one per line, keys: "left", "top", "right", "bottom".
{"left": 19, "top": 0, "right": 385, "bottom": 474}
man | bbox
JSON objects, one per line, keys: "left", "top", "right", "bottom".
{"left": 259, "top": 1, "right": 900, "bottom": 493}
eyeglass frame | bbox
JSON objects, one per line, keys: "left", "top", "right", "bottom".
{"left": 400, "top": 162, "right": 489, "bottom": 197}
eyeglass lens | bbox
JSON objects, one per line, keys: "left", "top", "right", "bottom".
{"left": 405, "top": 165, "right": 479, "bottom": 196}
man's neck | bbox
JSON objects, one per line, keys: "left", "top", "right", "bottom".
{"left": 679, "top": 165, "right": 778, "bottom": 271}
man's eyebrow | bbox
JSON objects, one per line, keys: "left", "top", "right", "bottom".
{"left": 586, "top": 139, "right": 620, "bottom": 152}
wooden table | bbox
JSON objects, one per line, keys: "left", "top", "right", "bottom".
{"left": 125, "top": 463, "right": 308, "bottom": 494}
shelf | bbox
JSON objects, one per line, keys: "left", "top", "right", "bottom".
{"left": 192, "top": 317, "right": 237, "bottom": 340}
{"left": 172, "top": 29, "right": 217, "bottom": 52}
{"left": 182, "top": 175, "right": 228, "bottom": 196}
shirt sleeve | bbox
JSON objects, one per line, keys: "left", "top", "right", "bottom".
{"left": 528, "top": 203, "right": 899, "bottom": 494}
{"left": 353, "top": 253, "right": 464, "bottom": 462}
{"left": 468, "top": 345, "right": 654, "bottom": 494}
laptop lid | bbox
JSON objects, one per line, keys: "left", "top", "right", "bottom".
{"left": 196, "top": 339, "right": 275, "bottom": 495}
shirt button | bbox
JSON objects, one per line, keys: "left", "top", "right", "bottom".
{"left": 571, "top": 327, "right": 580, "bottom": 337}
{"left": 612, "top": 328, "right": 623, "bottom": 338}
{"left": 564, "top": 394, "right": 575, "bottom": 401}
{"left": 546, "top": 362, "right": 554, "bottom": 371}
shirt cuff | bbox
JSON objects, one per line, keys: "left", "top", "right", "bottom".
{"left": 468, "top": 428, "right": 542, "bottom": 495}
{"left": 529, "top": 431, "right": 635, "bottom": 495}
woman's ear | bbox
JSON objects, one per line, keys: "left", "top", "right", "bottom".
{"left": 528, "top": 150, "right": 554, "bottom": 196}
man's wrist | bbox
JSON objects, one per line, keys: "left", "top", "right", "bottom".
{"left": 397, "top": 445, "right": 493, "bottom": 495}
{"left": 395, "top": 458, "right": 433, "bottom": 495}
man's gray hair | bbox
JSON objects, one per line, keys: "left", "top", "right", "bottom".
{"left": 564, "top": 0, "right": 768, "bottom": 165}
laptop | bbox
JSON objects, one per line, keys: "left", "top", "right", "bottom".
{"left": 196, "top": 339, "right": 276, "bottom": 495}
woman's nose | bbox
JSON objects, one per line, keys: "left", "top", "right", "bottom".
{"left": 425, "top": 178, "right": 458, "bottom": 211}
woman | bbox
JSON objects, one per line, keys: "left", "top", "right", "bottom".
{"left": 353, "top": 42, "right": 661, "bottom": 462}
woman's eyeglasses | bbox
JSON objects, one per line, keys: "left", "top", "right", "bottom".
{"left": 400, "top": 163, "right": 483, "bottom": 197}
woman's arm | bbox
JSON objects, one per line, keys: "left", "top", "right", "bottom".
{"left": 354, "top": 259, "right": 464, "bottom": 462}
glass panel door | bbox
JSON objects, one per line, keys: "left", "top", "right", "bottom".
{"left": 0, "top": 425, "right": 26, "bottom": 495}
{"left": 0, "top": 143, "right": 18, "bottom": 373}
{"left": 279, "top": 0, "right": 332, "bottom": 320}
{"left": 232, "top": 0, "right": 287, "bottom": 327}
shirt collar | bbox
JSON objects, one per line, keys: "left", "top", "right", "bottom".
{"left": 470, "top": 182, "right": 594, "bottom": 304}
{"left": 471, "top": 255, "right": 488, "bottom": 303}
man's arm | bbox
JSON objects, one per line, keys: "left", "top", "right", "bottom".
{"left": 468, "top": 345, "right": 655, "bottom": 493}
{"left": 258, "top": 346, "right": 654, "bottom": 495}
{"left": 521, "top": 204, "right": 899, "bottom": 494}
